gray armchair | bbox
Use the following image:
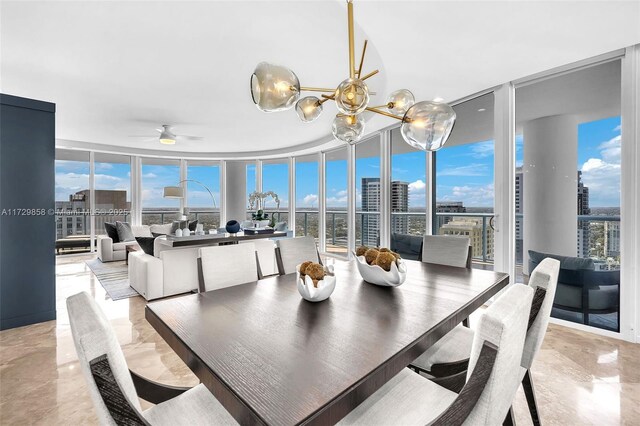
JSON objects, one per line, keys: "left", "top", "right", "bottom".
{"left": 528, "top": 250, "right": 619, "bottom": 331}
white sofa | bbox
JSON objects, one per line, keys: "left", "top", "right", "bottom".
{"left": 128, "top": 237, "right": 200, "bottom": 300}
{"left": 97, "top": 225, "right": 153, "bottom": 262}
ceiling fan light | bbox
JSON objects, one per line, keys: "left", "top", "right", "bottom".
{"left": 159, "top": 126, "right": 177, "bottom": 145}
{"left": 295, "top": 96, "right": 323, "bottom": 122}
{"left": 400, "top": 101, "right": 456, "bottom": 151}
{"left": 335, "top": 78, "right": 369, "bottom": 115}
{"left": 332, "top": 114, "right": 365, "bottom": 145}
{"left": 386, "top": 89, "right": 415, "bottom": 115}
{"left": 250, "top": 62, "right": 300, "bottom": 112}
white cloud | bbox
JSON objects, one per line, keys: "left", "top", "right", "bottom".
{"left": 336, "top": 189, "right": 347, "bottom": 197}
{"left": 438, "top": 183, "right": 494, "bottom": 207}
{"left": 437, "top": 163, "right": 489, "bottom": 177}
{"left": 302, "top": 194, "right": 318, "bottom": 206}
{"left": 142, "top": 172, "right": 157, "bottom": 179}
{"left": 613, "top": 124, "right": 621, "bottom": 132}
{"left": 469, "top": 141, "right": 494, "bottom": 158}
{"left": 598, "top": 135, "right": 621, "bottom": 164}
{"left": 408, "top": 179, "right": 426, "bottom": 192}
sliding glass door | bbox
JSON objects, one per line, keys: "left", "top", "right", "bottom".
{"left": 515, "top": 59, "right": 622, "bottom": 332}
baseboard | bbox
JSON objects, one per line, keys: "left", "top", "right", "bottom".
{"left": 0, "top": 309, "right": 56, "bottom": 331}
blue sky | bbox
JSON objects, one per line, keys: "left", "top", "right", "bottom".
{"left": 55, "top": 116, "right": 621, "bottom": 210}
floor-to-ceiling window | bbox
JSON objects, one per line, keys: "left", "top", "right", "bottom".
{"left": 434, "top": 93, "right": 495, "bottom": 266}
{"left": 262, "top": 161, "right": 289, "bottom": 224}
{"left": 295, "top": 155, "right": 319, "bottom": 239}
{"left": 94, "top": 153, "right": 131, "bottom": 236}
{"left": 141, "top": 158, "right": 180, "bottom": 225}
{"left": 356, "top": 135, "right": 381, "bottom": 247}
{"left": 246, "top": 162, "right": 256, "bottom": 219}
{"left": 186, "top": 160, "right": 220, "bottom": 231}
{"left": 390, "top": 128, "right": 427, "bottom": 240}
{"left": 325, "top": 148, "right": 348, "bottom": 256}
{"left": 515, "top": 59, "right": 622, "bottom": 332}
{"left": 55, "top": 150, "right": 90, "bottom": 251}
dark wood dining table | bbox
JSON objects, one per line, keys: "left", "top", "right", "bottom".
{"left": 145, "top": 259, "right": 509, "bottom": 426}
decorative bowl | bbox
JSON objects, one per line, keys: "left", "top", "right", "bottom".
{"left": 296, "top": 264, "right": 336, "bottom": 302}
{"left": 353, "top": 252, "right": 407, "bottom": 287}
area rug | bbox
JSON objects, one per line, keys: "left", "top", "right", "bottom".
{"left": 85, "top": 259, "right": 139, "bottom": 301}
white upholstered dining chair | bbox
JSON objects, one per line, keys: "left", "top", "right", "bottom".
{"left": 198, "top": 243, "right": 259, "bottom": 292}
{"left": 338, "top": 283, "right": 534, "bottom": 425}
{"left": 409, "top": 257, "right": 561, "bottom": 424}
{"left": 67, "top": 291, "right": 237, "bottom": 426}
{"left": 421, "top": 235, "right": 472, "bottom": 269}
{"left": 275, "top": 236, "right": 322, "bottom": 275}
{"left": 240, "top": 239, "right": 279, "bottom": 278}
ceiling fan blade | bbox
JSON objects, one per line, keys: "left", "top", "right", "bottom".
{"left": 176, "top": 135, "right": 204, "bottom": 141}
{"left": 128, "top": 135, "right": 156, "bottom": 138}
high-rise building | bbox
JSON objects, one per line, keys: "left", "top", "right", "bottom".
{"left": 604, "top": 221, "right": 620, "bottom": 258}
{"left": 56, "top": 189, "right": 129, "bottom": 239}
{"left": 577, "top": 171, "right": 590, "bottom": 258}
{"left": 438, "top": 217, "right": 494, "bottom": 260}
{"left": 435, "top": 201, "right": 466, "bottom": 230}
{"left": 515, "top": 167, "right": 524, "bottom": 263}
{"left": 361, "top": 178, "right": 409, "bottom": 245}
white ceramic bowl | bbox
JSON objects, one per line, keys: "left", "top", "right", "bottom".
{"left": 296, "top": 264, "right": 336, "bottom": 302}
{"left": 354, "top": 252, "right": 407, "bottom": 287}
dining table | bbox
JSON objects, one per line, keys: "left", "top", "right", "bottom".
{"left": 145, "top": 259, "right": 509, "bottom": 426}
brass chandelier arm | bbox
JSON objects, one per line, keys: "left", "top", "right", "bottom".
{"left": 318, "top": 96, "right": 335, "bottom": 105}
{"left": 348, "top": 0, "right": 355, "bottom": 78}
{"left": 300, "top": 87, "right": 336, "bottom": 93}
{"left": 361, "top": 69, "right": 379, "bottom": 81}
{"left": 356, "top": 40, "right": 368, "bottom": 79}
{"left": 365, "top": 107, "right": 404, "bottom": 121}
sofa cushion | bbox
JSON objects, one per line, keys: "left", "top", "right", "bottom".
{"left": 150, "top": 223, "right": 173, "bottom": 236}
{"left": 135, "top": 237, "right": 155, "bottom": 256}
{"left": 112, "top": 240, "right": 139, "bottom": 251}
{"left": 528, "top": 250, "right": 594, "bottom": 270}
{"left": 188, "top": 220, "right": 198, "bottom": 232}
{"left": 116, "top": 221, "right": 135, "bottom": 242}
{"left": 104, "top": 222, "right": 120, "bottom": 243}
{"left": 132, "top": 225, "right": 153, "bottom": 238}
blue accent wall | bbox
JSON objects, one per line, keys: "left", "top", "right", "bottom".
{"left": 1, "top": 94, "right": 56, "bottom": 330}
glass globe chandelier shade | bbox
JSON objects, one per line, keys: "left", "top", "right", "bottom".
{"left": 295, "top": 96, "right": 323, "bottom": 122}
{"left": 386, "top": 89, "right": 415, "bottom": 115}
{"left": 332, "top": 114, "right": 365, "bottom": 145}
{"left": 250, "top": 62, "right": 300, "bottom": 112}
{"left": 335, "top": 78, "right": 370, "bottom": 115}
{"left": 400, "top": 101, "right": 456, "bottom": 151}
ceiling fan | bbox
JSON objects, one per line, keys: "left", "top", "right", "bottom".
{"left": 130, "top": 124, "right": 203, "bottom": 145}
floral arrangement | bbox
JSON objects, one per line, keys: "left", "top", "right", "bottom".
{"left": 248, "top": 191, "right": 280, "bottom": 211}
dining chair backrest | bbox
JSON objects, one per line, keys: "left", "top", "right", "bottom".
{"left": 67, "top": 292, "right": 141, "bottom": 425}
{"left": 198, "top": 243, "right": 258, "bottom": 292}
{"left": 464, "top": 284, "right": 533, "bottom": 425}
{"left": 275, "top": 236, "right": 321, "bottom": 274}
{"left": 421, "top": 235, "right": 471, "bottom": 269}
{"left": 240, "top": 239, "right": 278, "bottom": 278}
{"left": 522, "top": 257, "right": 560, "bottom": 369}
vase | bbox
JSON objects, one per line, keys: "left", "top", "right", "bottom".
{"left": 182, "top": 227, "right": 190, "bottom": 236}
{"left": 225, "top": 220, "right": 241, "bottom": 234}
{"left": 175, "top": 228, "right": 183, "bottom": 237}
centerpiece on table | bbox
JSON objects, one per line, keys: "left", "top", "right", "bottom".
{"left": 296, "top": 261, "right": 336, "bottom": 302}
{"left": 248, "top": 190, "right": 280, "bottom": 227}
{"left": 353, "top": 246, "right": 407, "bottom": 287}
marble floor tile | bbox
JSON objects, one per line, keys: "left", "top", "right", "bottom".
{"left": 0, "top": 253, "right": 638, "bottom": 425}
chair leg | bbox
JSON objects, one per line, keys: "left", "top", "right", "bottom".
{"left": 462, "top": 317, "right": 470, "bottom": 328}
{"left": 503, "top": 406, "right": 516, "bottom": 426}
{"left": 522, "top": 369, "right": 541, "bottom": 426}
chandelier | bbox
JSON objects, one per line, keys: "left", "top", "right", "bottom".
{"left": 250, "top": 0, "right": 456, "bottom": 151}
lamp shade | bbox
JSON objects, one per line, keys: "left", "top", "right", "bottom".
{"left": 250, "top": 62, "right": 300, "bottom": 112}
{"left": 163, "top": 186, "right": 184, "bottom": 198}
{"left": 400, "top": 101, "right": 456, "bottom": 151}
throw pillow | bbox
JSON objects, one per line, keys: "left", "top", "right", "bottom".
{"left": 104, "top": 222, "right": 120, "bottom": 243}
{"left": 150, "top": 223, "right": 173, "bottom": 236}
{"left": 116, "top": 221, "right": 135, "bottom": 242}
{"left": 135, "top": 237, "right": 155, "bottom": 256}
{"left": 188, "top": 220, "right": 198, "bottom": 232}
{"left": 274, "top": 221, "right": 287, "bottom": 231}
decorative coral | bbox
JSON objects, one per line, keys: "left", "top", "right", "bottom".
{"left": 374, "top": 252, "right": 397, "bottom": 272}
{"left": 356, "top": 245, "right": 368, "bottom": 257}
{"left": 364, "top": 248, "right": 379, "bottom": 265}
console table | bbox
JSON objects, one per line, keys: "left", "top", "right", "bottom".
{"left": 157, "top": 231, "right": 287, "bottom": 248}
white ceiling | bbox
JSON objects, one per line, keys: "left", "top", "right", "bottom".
{"left": 2, "top": 1, "right": 639, "bottom": 159}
